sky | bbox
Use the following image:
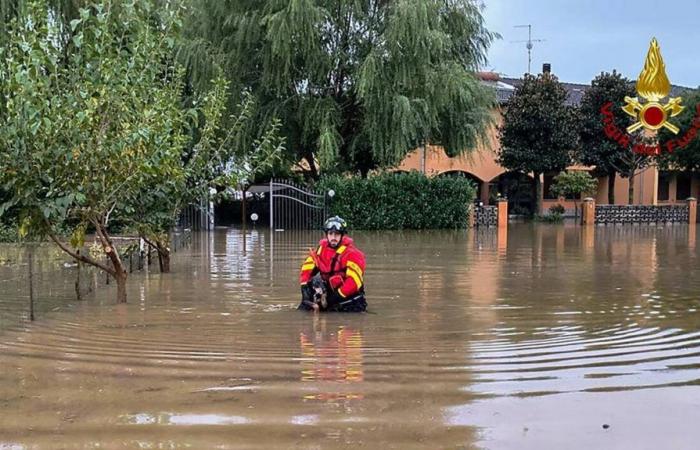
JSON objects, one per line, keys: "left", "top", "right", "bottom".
{"left": 482, "top": 0, "right": 700, "bottom": 87}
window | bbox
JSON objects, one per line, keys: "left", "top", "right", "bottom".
{"left": 657, "top": 171, "right": 670, "bottom": 201}
{"left": 677, "top": 172, "right": 691, "bottom": 201}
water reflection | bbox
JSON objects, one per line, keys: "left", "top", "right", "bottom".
{"left": 300, "top": 317, "right": 364, "bottom": 402}
{"left": 0, "top": 225, "right": 699, "bottom": 449}
{"left": 120, "top": 412, "right": 250, "bottom": 425}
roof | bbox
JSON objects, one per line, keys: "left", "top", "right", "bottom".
{"left": 477, "top": 72, "right": 693, "bottom": 106}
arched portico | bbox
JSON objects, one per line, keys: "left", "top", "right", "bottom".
{"left": 437, "top": 170, "right": 485, "bottom": 200}
{"left": 489, "top": 171, "right": 536, "bottom": 214}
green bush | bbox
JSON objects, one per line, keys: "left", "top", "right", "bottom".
{"left": 534, "top": 213, "right": 563, "bottom": 223}
{"left": 549, "top": 204, "right": 566, "bottom": 215}
{"left": 0, "top": 221, "right": 18, "bottom": 243}
{"left": 317, "top": 171, "right": 476, "bottom": 230}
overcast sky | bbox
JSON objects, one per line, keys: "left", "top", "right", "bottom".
{"left": 482, "top": 0, "right": 700, "bottom": 87}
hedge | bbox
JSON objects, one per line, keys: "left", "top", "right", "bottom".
{"left": 317, "top": 171, "right": 476, "bottom": 230}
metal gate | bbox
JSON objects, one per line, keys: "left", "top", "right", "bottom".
{"left": 265, "top": 179, "right": 328, "bottom": 230}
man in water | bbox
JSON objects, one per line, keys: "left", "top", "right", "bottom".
{"left": 299, "top": 216, "right": 367, "bottom": 312}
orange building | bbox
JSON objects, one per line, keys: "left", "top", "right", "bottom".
{"left": 396, "top": 70, "right": 699, "bottom": 215}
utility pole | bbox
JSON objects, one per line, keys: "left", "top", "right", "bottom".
{"left": 512, "top": 24, "right": 545, "bottom": 74}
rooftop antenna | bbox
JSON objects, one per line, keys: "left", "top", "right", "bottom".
{"left": 511, "top": 24, "right": 545, "bottom": 74}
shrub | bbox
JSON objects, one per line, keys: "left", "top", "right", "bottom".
{"left": 317, "top": 171, "right": 476, "bottom": 230}
{"left": 0, "top": 222, "right": 17, "bottom": 243}
{"left": 534, "top": 213, "right": 563, "bottom": 223}
{"left": 549, "top": 204, "right": 566, "bottom": 215}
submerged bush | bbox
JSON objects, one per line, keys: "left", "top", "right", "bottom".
{"left": 549, "top": 204, "right": 566, "bottom": 215}
{"left": 317, "top": 171, "right": 476, "bottom": 230}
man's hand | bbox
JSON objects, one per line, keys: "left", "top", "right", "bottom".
{"left": 329, "top": 275, "right": 343, "bottom": 290}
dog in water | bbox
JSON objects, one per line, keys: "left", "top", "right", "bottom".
{"left": 310, "top": 274, "right": 328, "bottom": 311}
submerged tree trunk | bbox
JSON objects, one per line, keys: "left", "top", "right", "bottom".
{"left": 48, "top": 222, "right": 126, "bottom": 303}
{"left": 608, "top": 173, "right": 616, "bottom": 204}
{"left": 533, "top": 171, "right": 542, "bottom": 216}
{"left": 156, "top": 242, "right": 171, "bottom": 273}
{"left": 95, "top": 221, "right": 128, "bottom": 303}
{"left": 628, "top": 170, "right": 636, "bottom": 205}
{"left": 114, "top": 269, "right": 127, "bottom": 303}
{"left": 143, "top": 235, "right": 171, "bottom": 273}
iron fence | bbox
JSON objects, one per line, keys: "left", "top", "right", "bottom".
{"left": 595, "top": 204, "right": 689, "bottom": 224}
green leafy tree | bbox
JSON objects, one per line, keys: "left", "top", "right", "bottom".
{"left": 577, "top": 71, "right": 642, "bottom": 204}
{"left": 550, "top": 170, "right": 598, "bottom": 219}
{"left": 657, "top": 88, "right": 700, "bottom": 173}
{"left": 181, "top": 0, "right": 496, "bottom": 177}
{"left": 0, "top": 0, "right": 191, "bottom": 303}
{"left": 498, "top": 73, "right": 578, "bottom": 214}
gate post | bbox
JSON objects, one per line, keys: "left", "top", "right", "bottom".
{"left": 497, "top": 198, "right": 508, "bottom": 228}
{"left": 269, "top": 179, "right": 274, "bottom": 229}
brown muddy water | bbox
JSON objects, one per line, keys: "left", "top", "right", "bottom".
{"left": 1, "top": 224, "right": 700, "bottom": 449}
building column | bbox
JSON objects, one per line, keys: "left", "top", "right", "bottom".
{"left": 480, "top": 181, "right": 490, "bottom": 204}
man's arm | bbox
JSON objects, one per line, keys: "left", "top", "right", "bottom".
{"left": 299, "top": 248, "right": 319, "bottom": 285}
{"left": 336, "top": 251, "right": 365, "bottom": 298}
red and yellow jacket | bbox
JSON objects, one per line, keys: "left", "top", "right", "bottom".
{"left": 300, "top": 236, "right": 366, "bottom": 299}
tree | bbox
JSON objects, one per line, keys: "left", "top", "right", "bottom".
{"left": 181, "top": 0, "right": 497, "bottom": 178}
{"left": 0, "top": 0, "right": 192, "bottom": 303}
{"left": 129, "top": 86, "right": 284, "bottom": 273}
{"left": 577, "top": 71, "right": 637, "bottom": 204}
{"left": 550, "top": 171, "right": 598, "bottom": 219}
{"left": 657, "top": 88, "right": 700, "bottom": 172}
{"left": 498, "top": 73, "right": 578, "bottom": 215}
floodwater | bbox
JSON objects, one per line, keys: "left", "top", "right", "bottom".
{"left": 1, "top": 224, "right": 700, "bottom": 449}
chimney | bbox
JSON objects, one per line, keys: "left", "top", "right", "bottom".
{"left": 542, "top": 63, "right": 551, "bottom": 74}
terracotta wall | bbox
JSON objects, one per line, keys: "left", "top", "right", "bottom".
{"left": 396, "top": 117, "right": 670, "bottom": 210}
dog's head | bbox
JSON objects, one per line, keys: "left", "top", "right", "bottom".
{"left": 310, "top": 274, "right": 328, "bottom": 309}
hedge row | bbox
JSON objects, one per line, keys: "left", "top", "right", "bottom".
{"left": 317, "top": 172, "right": 476, "bottom": 230}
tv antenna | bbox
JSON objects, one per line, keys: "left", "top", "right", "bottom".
{"left": 511, "top": 24, "right": 545, "bottom": 74}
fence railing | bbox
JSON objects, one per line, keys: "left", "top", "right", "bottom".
{"left": 594, "top": 204, "right": 690, "bottom": 224}
{"left": 475, "top": 205, "right": 498, "bottom": 227}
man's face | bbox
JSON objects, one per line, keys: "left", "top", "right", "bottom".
{"left": 326, "top": 230, "right": 342, "bottom": 248}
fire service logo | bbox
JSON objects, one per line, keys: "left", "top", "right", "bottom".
{"left": 601, "top": 38, "right": 700, "bottom": 155}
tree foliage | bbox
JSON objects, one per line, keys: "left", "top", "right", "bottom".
{"left": 550, "top": 170, "right": 597, "bottom": 218}
{"left": 498, "top": 73, "right": 578, "bottom": 214}
{"left": 182, "top": 0, "right": 497, "bottom": 177}
{"left": 657, "top": 88, "right": 700, "bottom": 172}
{"left": 577, "top": 71, "right": 640, "bottom": 204}
{"left": 0, "top": 0, "right": 193, "bottom": 302}
{"left": 550, "top": 171, "right": 597, "bottom": 198}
